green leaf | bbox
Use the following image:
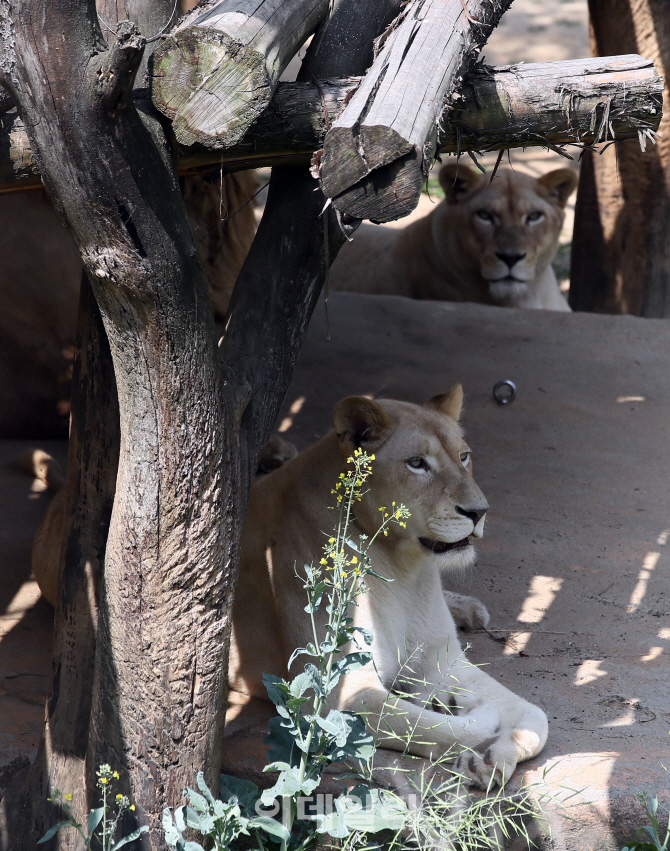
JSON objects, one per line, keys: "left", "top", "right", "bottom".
{"left": 353, "top": 627, "right": 374, "bottom": 646}
{"left": 163, "top": 809, "right": 183, "bottom": 848}
{"left": 174, "top": 806, "right": 187, "bottom": 832}
{"left": 184, "top": 805, "right": 205, "bottom": 830}
{"left": 304, "top": 664, "right": 325, "bottom": 697}
{"left": 111, "top": 826, "right": 150, "bottom": 850}
{"left": 88, "top": 806, "right": 104, "bottom": 835}
{"left": 249, "top": 816, "right": 291, "bottom": 841}
{"left": 305, "top": 582, "right": 328, "bottom": 614}
{"left": 330, "top": 652, "right": 373, "bottom": 687}
{"left": 316, "top": 710, "right": 350, "bottom": 747}
{"left": 38, "top": 821, "right": 72, "bottom": 844}
{"left": 263, "top": 673, "right": 290, "bottom": 709}
{"left": 314, "top": 789, "right": 407, "bottom": 838}
{"left": 327, "top": 712, "right": 375, "bottom": 762}
{"left": 184, "top": 788, "right": 208, "bottom": 815}
{"left": 182, "top": 843, "right": 206, "bottom": 851}
{"left": 196, "top": 772, "right": 215, "bottom": 805}
{"left": 264, "top": 716, "right": 304, "bottom": 765}
{"left": 289, "top": 672, "right": 312, "bottom": 698}
{"left": 219, "top": 774, "right": 259, "bottom": 815}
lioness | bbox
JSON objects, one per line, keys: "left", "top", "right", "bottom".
{"left": 231, "top": 386, "right": 548, "bottom": 787}
{"left": 329, "top": 163, "right": 577, "bottom": 311}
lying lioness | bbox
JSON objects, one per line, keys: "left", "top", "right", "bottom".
{"left": 231, "top": 387, "right": 548, "bottom": 787}
{"left": 329, "top": 163, "right": 577, "bottom": 311}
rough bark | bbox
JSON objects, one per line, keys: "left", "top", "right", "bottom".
{"left": 2, "top": 56, "right": 662, "bottom": 194}
{"left": 570, "top": 0, "right": 670, "bottom": 316}
{"left": 0, "top": 275, "right": 120, "bottom": 847}
{"left": 318, "top": 0, "right": 514, "bottom": 222}
{"left": 0, "top": 1, "right": 228, "bottom": 847}
{"left": 151, "top": 0, "right": 330, "bottom": 148}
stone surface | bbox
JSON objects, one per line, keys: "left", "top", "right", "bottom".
{"left": 1, "top": 295, "right": 668, "bottom": 848}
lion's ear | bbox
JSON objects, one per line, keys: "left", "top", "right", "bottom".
{"left": 426, "top": 384, "right": 463, "bottom": 421}
{"left": 439, "top": 163, "right": 484, "bottom": 203}
{"left": 536, "top": 168, "right": 578, "bottom": 208}
{"left": 333, "top": 397, "right": 391, "bottom": 455}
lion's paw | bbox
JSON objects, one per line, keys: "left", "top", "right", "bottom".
{"left": 443, "top": 591, "right": 490, "bottom": 631}
{"left": 455, "top": 733, "right": 519, "bottom": 789}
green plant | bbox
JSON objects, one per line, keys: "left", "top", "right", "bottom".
{"left": 622, "top": 792, "right": 669, "bottom": 851}
{"left": 38, "top": 764, "right": 148, "bottom": 850}
{"left": 163, "top": 448, "right": 413, "bottom": 851}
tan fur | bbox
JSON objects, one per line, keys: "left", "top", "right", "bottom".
{"left": 0, "top": 173, "right": 258, "bottom": 437}
{"left": 26, "top": 435, "right": 292, "bottom": 608}
{"left": 231, "top": 388, "right": 548, "bottom": 788}
{"left": 329, "top": 164, "right": 577, "bottom": 311}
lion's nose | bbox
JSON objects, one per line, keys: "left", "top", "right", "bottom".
{"left": 496, "top": 251, "right": 526, "bottom": 269}
{"left": 456, "top": 506, "right": 487, "bottom": 526}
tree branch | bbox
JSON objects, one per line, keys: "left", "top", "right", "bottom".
{"left": 151, "top": 0, "right": 331, "bottom": 148}
{"left": 1, "top": 55, "right": 662, "bottom": 194}
{"left": 318, "top": 0, "right": 514, "bottom": 221}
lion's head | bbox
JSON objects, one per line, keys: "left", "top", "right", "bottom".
{"left": 434, "top": 163, "right": 577, "bottom": 307}
{"left": 333, "top": 385, "right": 488, "bottom": 571}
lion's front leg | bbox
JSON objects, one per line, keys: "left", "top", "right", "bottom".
{"left": 337, "top": 671, "right": 502, "bottom": 764}
{"left": 449, "top": 661, "right": 548, "bottom": 788}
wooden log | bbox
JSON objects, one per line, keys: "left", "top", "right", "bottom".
{"left": 151, "top": 0, "right": 330, "bottom": 149}
{"left": 0, "top": 56, "right": 663, "bottom": 194}
{"left": 317, "top": 0, "right": 514, "bottom": 222}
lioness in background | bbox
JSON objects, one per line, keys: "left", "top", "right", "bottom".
{"left": 231, "top": 387, "right": 548, "bottom": 788}
{"left": 330, "top": 163, "right": 577, "bottom": 311}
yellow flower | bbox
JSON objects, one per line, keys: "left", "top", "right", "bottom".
{"left": 328, "top": 537, "right": 335, "bottom": 544}
{"left": 320, "top": 558, "right": 327, "bottom": 565}
{"left": 64, "top": 793, "right": 72, "bottom": 801}
{"left": 116, "top": 794, "right": 123, "bottom": 801}
{"left": 112, "top": 771, "right": 120, "bottom": 779}
{"left": 351, "top": 556, "right": 358, "bottom": 564}
{"left": 100, "top": 778, "right": 108, "bottom": 785}
{"left": 130, "top": 805, "right": 136, "bottom": 811}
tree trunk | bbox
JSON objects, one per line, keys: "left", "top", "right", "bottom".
{"left": 0, "top": 274, "right": 119, "bottom": 847}
{"left": 2, "top": 55, "right": 662, "bottom": 194}
{"left": 151, "top": 0, "right": 331, "bottom": 148}
{"left": 570, "top": 0, "right": 670, "bottom": 316}
{"left": 318, "top": 0, "right": 514, "bottom": 222}
{"left": 0, "top": 1, "right": 229, "bottom": 846}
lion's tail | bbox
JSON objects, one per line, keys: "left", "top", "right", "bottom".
{"left": 16, "top": 449, "right": 65, "bottom": 493}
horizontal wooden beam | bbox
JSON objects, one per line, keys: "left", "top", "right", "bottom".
{"left": 1, "top": 55, "right": 662, "bottom": 196}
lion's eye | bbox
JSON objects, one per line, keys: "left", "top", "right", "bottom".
{"left": 406, "top": 456, "right": 429, "bottom": 472}
{"left": 460, "top": 452, "right": 471, "bottom": 467}
{"left": 475, "top": 209, "right": 494, "bottom": 223}
{"left": 526, "top": 211, "right": 544, "bottom": 223}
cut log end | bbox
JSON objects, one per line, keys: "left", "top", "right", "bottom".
{"left": 320, "top": 124, "right": 414, "bottom": 200}
{"left": 330, "top": 149, "right": 422, "bottom": 223}
{"left": 152, "top": 29, "right": 271, "bottom": 149}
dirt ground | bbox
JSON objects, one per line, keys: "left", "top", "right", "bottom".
{"left": 3, "top": 293, "right": 668, "bottom": 849}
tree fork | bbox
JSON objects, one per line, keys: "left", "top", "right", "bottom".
{"left": 0, "top": 2, "right": 228, "bottom": 846}
{"left": 1, "top": 55, "right": 661, "bottom": 194}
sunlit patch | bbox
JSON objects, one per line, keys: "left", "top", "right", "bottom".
{"left": 657, "top": 529, "right": 670, "bottom": 546}
{"left": 503, "top": 630, "right": 532, "bottom": 656}
{"left": 574, "top": 659, "right": 608, "bottom": 686}
{"left": 616, "top": 395, "right": 645, "bottom": 403}
{"left": 640, "top": 646, "right": 663, "bottom": 663}
{"left": 627, "top": 551, "right": 659, "bottom": 612}
{"left": 516, "top": 575, "right": 563, "bottom": 624}
{"left": 0, "top": 580, "right": 42, "bottom": 640}
{"left": 658, "top": 627, "right": 670, "bottom": 640}
{"left": 278, "top": 395, "right": 306, "bottom": 433}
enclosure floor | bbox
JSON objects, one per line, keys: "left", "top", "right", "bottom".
{"left": 1, "top": 295, "right": 668, "bottom": 849}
